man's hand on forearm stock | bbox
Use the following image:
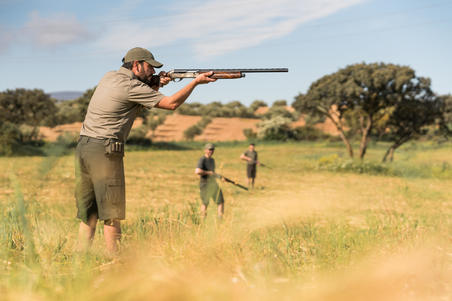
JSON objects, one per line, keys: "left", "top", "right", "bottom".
{"left": 195, "top": 71, "right": 217, "bottom": 85}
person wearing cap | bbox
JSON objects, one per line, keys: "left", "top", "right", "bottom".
{"left": 75, "top": 47, "right": 216, "bottom": 254}
{"left": 195, "top": 143, "right": 225, "bottom": 218}
{"left": 240, "top": 143, "right": 259, "bottom": 188}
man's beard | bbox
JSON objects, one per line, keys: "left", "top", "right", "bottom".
{"left": 137, "top": 73, "right": 151, "bottom": 83}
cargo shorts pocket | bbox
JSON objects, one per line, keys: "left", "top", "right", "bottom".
{"left": 105, "top": 178, "right": 125, "bottom": 206}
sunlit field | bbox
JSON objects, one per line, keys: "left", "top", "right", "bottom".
{"left": 1, "top": 141, "right": 451, "bottom": 300}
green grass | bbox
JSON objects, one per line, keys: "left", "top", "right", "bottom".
{"left": 0, "top": 141, "right": 450, "bottom": 300}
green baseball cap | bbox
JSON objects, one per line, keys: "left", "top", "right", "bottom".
{"left": 205, "top": 143, "right": 215, "bottom": 150}
{"left": 122, "top": 47, "right": 163, "bottom": 68}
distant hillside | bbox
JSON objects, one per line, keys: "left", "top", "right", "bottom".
{"left": 49, "top": 91, "right": 83, "bottom": 101}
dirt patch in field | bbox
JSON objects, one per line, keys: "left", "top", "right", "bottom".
{"left": 38, "top": 111, "right": 341, "bottom": 142}
{"left": 39, "top": 122, "right": 82, "bottom": 141}
{"left": 195, "top": 117, "right": 260, "bottom": 142}
{"left": 150, "top": 114, "right": 201, "bottom": 142}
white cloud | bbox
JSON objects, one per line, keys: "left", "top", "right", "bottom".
{"left": 97, "top": 0, "right": 364, "bottom": 58}
{"left": 22, "top": 11, "right": 94, "bottom": 48}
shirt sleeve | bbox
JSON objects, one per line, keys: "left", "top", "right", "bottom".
{"left": 128, "top": 79, "right": 165, "bottom": 109}
{"left": 197, "top": 157, "right": 205, "bottom": 169}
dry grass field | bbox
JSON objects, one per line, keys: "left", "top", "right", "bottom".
{"left": 0, "top": 141, "right": 451, "bottom": 300}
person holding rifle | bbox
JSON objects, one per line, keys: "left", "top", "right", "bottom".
{"left": 75, "top": 47, "right": 216, "bottom": 254}
{"left": 240, "top": 143, "right": 259, "bottom": 189}
{"left": 195, "top": 143, "right": 225, "bottom": 219}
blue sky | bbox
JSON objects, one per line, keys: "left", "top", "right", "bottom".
{"left": 0, "top": 0, "right": 451, "bottom": 106}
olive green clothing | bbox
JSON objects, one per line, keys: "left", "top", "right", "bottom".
{"left": 197, "top": 156, "right": 216, "bottom": 185}
{"left": 247, "top": 164, "right": 257, "bottom": 179}
{"left": 243, "top": 150, "right": 258, "bottom": 178}
{"left": 243, "top": 150, "right": 258, "bottom": 165}
{"left": 75, "top": 136, "right": 125, "bottom": 223}
{"left": 80, "top": 67, "right": 164, "bottom": 142}
{"left": 200, "top": 182, "right": 224, "bottom": 206}
{"left": 123, "top": 47, "right": 163, "bottom": 68}
{"left": 196, "top": 156, "right": 224, "bottom": 205}
{"left": 76, "top": 67, "right": 164, "bottom": 223}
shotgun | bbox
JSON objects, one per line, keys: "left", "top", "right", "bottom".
{"left": 148, "top": 68, "right": 288, "bottom": 85}
{"left": 215, "top": 174, "right": 248, "bottom": 191}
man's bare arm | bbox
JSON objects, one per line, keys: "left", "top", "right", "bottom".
{"left": 240, "top": 154, "right": 251, "bottom": 162}
{"left": 156, "top": 72, "right": 216, "bottom": 110}
{"left": 195, "top": 168, "right": 214, "bottom": 176}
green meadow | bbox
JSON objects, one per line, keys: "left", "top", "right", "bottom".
{"left": 1, "top": 141, "right": 451, "bottom": 300}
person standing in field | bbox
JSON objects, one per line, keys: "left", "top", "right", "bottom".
{"left": 195, "top": 143, "right": 225, "bottom": 218}
{"left": 240, "top": 143, "right": 259, "bottom": 188}
{"left": 75, "top": 47, "right": 216, "bottom": 254}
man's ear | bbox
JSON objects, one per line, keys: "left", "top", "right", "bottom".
{"left": 133, "top": 61, "right": 140, "bottom": 71}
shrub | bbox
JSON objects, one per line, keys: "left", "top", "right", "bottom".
{"left": 257, "top": 116, "right": 294, "bottom": 140}
{"left": 316, "top": 154, "right": 398, "bottom": 176}
{"left": 183, "top": 116, "right": 212, "bottom": 140}
{"left": 292, "top": 126, "right": 331, "bottom": 141}
{"left": 0, "top": 121, "right": 21, "bottom": 156}
{"left": 127, "top": 127, "right": 152, "bottom": 146}
{"left": 183, "top": 125, "right": 203, "bottom": 140}
{"left": 243, "top": 128, "right": 257, "bottom": 140}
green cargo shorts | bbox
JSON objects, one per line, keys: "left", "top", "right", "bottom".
{"left": 247, "top": 164, "right": 257, "bottom": 179}
{"left": 200, "top": 180, "right": 224, "bottom": 206}
{"left": 75, "top": 136, "right": 125, "bottom": 224}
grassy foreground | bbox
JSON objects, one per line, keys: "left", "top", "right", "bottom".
{"left": 0, "top": 141, "right": 451, "bottom": 300}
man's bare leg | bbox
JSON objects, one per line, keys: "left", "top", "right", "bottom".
{"left": 251, "top": 177, "right": 255, "bottom": 189}
{"left": 104, "top": 219, "right": 121, "bottom": 254}
{"left": 200, "top": 204, "right": 208, "bottom": 218}
{"left": 77, "top": 214, "right": 98, "bottom": 251}
{"left": 217, "top": 203, "right": 224, "bottom": 218}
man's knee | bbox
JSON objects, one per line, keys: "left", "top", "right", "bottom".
{"left": 104, "top": 219, "right": 121, "bottom": 227}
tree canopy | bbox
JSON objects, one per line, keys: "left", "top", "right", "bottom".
{"left": 0, "top": 88, "right": 57, "bottom": 126}
{"left": 293, "top": 62, "right": 442, "bottom": 160}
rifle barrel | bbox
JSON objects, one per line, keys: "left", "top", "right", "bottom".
{"left": 222, "top": 176, "right": 248, "bottom": 191}
{"left": 172, "top": 68, "right": 288, "bottom": 73}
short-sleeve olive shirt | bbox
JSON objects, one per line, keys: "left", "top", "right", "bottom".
{"left": 80, "top": 67, "right": 164, "bottom": 142}
{"left": 243, "top": 150, "right": 258, "bottom": 165}
{"left": 197, "top": 156, "right": 216, "bottom": 185}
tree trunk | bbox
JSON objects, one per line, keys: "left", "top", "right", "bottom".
{"left": 382, "top": 135, "right": 411, "bottom": 162}
{"left": 382, "top": 145, "right": 397, "bottom": 162}
{"left": 358, "top": 114, "right": 373, "bottom": 159}
{"left": 327, "top": 114, "right": 354, "bottom": 158}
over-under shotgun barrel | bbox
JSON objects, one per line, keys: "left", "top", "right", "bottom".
{"left": 172, "top": 68, "right": 288, "bottom": 73}
{"left": 167, "top": 68, "right": 288, "bottom": 80}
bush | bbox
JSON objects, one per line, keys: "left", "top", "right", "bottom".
{"left": 262, "top": 106, "right": 298, "bottom": 121}
{"left": 272, "top": 100, "right": 287, "bottom": 107}
{"left": 0, "top": 121, "right": 21, "bottom": 156}
{"left": 147, "top": 111, "right": 170, "bottom": 131}
{"left": 257, "top": 116, "right": 294, "bottom": 140}
{"left": 18, "top": 124, "right": 40, "bottom": 143}
{"left": 127, "top": 127, "right": 152, "bottom": 146}
{"left": 183, "top": 116, "right": 212, "bottom": 140}
{"left": 243, "top": 128, "right": 257, "bottom": 140}
{"left": 56, "top": 132, "right": 79, "bottom": 148}
{"left": 317, "top": 154, "right": 398, "bottom": 176}
{"left": 183, "top": 125, "right": 202, "bottom": 140}
{"left": 292, "top": 126, "right": 331, "bottom": 141}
